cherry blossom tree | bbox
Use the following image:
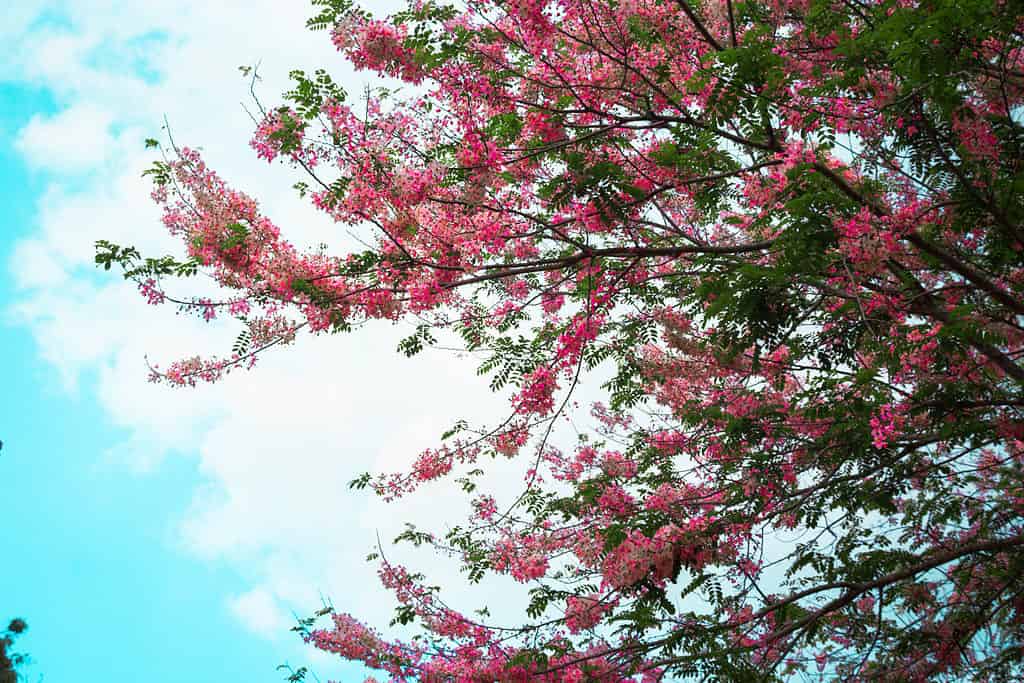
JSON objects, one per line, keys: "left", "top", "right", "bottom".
{"left": 97, "top": 0, "right": 1024, "bottom": 679}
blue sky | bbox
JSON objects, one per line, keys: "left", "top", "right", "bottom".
{"left": 0, "top": 3, "right": 521, "bottom": 681}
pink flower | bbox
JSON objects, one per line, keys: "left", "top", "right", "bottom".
{"left": 514, "top": 366, "right": 558, "bottom": 416}
{"left": 870, "top": 403, "right": 904, "bottom": 449}
{"left": 138, "top": 278, "right": 165, "bottom": 305}
{"left": 564, "top": 593, "right": 615, "bottom": 633}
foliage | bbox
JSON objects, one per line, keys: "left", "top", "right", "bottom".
{"left": 0, "top": 619, "right": 28, "bottom": 683}
{"left": 101, "top": 1, "right": 1024, "bottom": 680}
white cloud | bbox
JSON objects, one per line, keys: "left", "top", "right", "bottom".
{"left": 8, "top": 238, "right": 65, "bottom": 290}
{"left": 228, "top": 587, "right": 290, "bottom": 639}
{"left": 16, "top": 103, "right": 115, "bottom": 171}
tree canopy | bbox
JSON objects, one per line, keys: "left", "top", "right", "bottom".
{"left": 98, "top": 0, "right": 1024, "bottom": 680}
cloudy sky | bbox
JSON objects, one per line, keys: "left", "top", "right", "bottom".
{"left": 0, "top": 2, "right": 531, "bottom": 680}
